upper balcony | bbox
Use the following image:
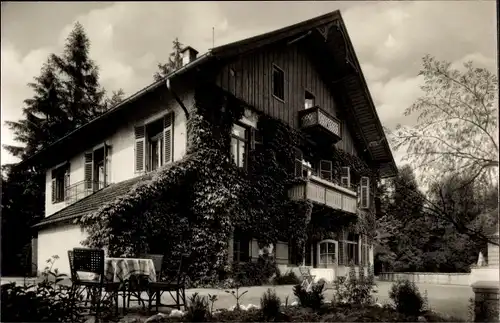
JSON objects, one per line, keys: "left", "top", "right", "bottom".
{"left": 65, "top": 180, "right": 108, "bottom": 206}
{"left": 289, "top": 174, "right": 357, "bottom": 214}
{"left": 298, "top": 106, "right": 342, "bottom": 143}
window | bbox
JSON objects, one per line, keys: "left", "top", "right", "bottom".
{"left": 360, "top": 176, "right": 370, "bottom": 209}
{"left": 272, "top": 65, "right": 285, "bottom": 101}
{"left": 84, "top": 145, "right": 111, "bottom": 192}
{"left": 147, "top": 119, "right": 164, "bottom": 171}
{"left": 135, "top": 113, "right": 174, "bottom": 173}
{"left": 233, "top": 230, "right": 250, "bottom": 263}
{"left": 360, "top": 235, "right": 371, "bottom": 265}
{"left": 231, "top": 123, "right": 248, "bottom": 169}
{"left": 340, "top": 166, "right": 351, "bottom": 188}
{"left": 319, "top": 240, "right": 337, "bottom": 265}
{"left": 51, "top": 164, "right": 70, "bottom": 203}
{"left": 294, "top": 148, "right": 313, "bottom": 178}
{"left": 319, "top": 160, "right": 332, "bottom": 181}
{"left": 345, "top": 233, "right": 359, "bottom": 265}
{"left": 305, "top": 91, "right": 315, "bottom": 109}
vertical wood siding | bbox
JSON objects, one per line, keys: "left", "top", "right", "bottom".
{"left": 215, "top": 43, "right": 360, "bottom": 156}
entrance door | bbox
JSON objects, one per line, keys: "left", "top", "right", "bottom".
{"left": 317, "top": 240, "right": 338, "bottom": 268}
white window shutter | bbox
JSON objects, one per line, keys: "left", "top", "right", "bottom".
{"left": 84, "top": 152, "right": 93, "bottom": 190}
{"left": 163, "top": 112, "right": 174, "bottom": 165}
{"left": 360, "top": 176, "right": 370, "bottom": 209}
{"left": 64, "top": 164, "right": 70, "bottom": 201}
{"left": 340, "top": 166, "right": 350, "bottom": 188}
{"left": 104, "top": 145, "right": 111, "bottom": 185}
{"left": 134, "top": 125, "right": 146, "bottom": 172}
{"left": 319, "top": 160, "right": 332, "bottom": 181}
{"left": 51, "top": 171, "right": 56, "bottom": 203}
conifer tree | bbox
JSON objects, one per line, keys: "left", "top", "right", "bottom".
{"left": 153, "top": 37, "right": 184, "bottom": 81}
{"left": 1, "top": 22, "right": 112, "bottom": 276}
{"left": 105, "top": 88, "right": 125, "bottom": 109}
{"left": 51, "top": 21, "right": 108, "bottom": 128}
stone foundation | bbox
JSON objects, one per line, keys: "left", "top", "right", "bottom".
{"left": 471, "top": 281, "right": 500, "bottom": 322}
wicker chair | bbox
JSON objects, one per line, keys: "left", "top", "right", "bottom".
{"left": 126, "top": 254, "right": 164, "bottom": 309}
{"left": 69, "top": 248, "right": 121, "bottom": 317}
{"left": 68, "top": 250, "right": 91, "bottom": 308}
{"left": 146, "top": 255, "right": 186, "bottom": 312}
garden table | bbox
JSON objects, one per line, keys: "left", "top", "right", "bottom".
{"left": 104, "top": 257, "right": 157, "bottom": 283}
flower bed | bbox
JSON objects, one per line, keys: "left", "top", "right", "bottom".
{"left": 127, "top": 302, "right": 463, "bottom": 323}
{"left": 122, "top": 277, "right": 464, "bottom": 323}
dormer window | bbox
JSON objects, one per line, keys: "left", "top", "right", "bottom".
{"left": 305, "top": 91, "right": 315, "bottom": 109}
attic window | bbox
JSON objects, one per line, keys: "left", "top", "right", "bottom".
{"left": 305, "top": 91, "right": 315, "bottom": 109}
{"left": 272, "top": 65, "right": 285, "bottom": 101}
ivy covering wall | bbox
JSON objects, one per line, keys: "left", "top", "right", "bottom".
{"left": 78, "top": 83, "right": 376, "bottom": 284}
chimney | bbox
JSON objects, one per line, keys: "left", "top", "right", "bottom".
{"left": 181, "top": 46, "right": 198, "bottom": 66}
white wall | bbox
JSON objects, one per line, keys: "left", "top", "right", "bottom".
{"left": 379, "top": 272, "right": 474, "bottom": 286}
{"left": 37, "top": 224, "right": 87, "bottom": 276}
{"left": 44, "top": 90, "right": 192, "bottom": 217}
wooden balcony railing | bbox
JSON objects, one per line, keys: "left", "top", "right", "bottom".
{"left": 289, "top": 175, "right": 357, "bottom": 214}
{"left": 298, "top": 106, "right": 342, "bottom": 141}
{"left": 65, "top": 180, "right": 108, "bottom": 205}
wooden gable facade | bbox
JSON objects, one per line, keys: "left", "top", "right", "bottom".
{"left": 214, "top": 30, "right": 362, "bottom": 160}
{"left": 209, "top": 11, "right": 397, "bottom": 179}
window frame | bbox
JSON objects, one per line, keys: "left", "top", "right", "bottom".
{"left": 148, "top": 131, "right": 164, "bottom": 172}
{"left": 272, "top": 64, "right": 285, "bottom": 102}
{"left": 344, "top": 233, "right": 360, "bottom": 265}
{"left": 304, "top": 90, "right": 315, "bottom": 110}
{"left": 318, "top": 239, "right": 338, "bottom": 266}
{"left": 230, "top": 122, "right": 249, "bottom": 170}
{"left": 143, "top": 118, "right": 165, "bottom": 172}
{"left": 233, "top": 231, "right": 250, "bottom": 263}
{"left": 52, "top": 164, "right": 69, "bottom": 204}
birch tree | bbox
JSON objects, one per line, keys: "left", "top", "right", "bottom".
{"left": 390, "top": 55, "right": 498, "bottom": 187}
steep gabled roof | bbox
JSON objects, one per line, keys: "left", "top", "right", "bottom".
{"left": 18, "top": 9, "right": 397, "bottom": 177}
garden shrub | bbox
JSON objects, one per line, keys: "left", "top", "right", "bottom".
{"left": 184, "top": 292, "right": 210, "bottom": 322}
{"left": 293, "top": 283, "right": 325, "bottom": 310}
{"left": 333, "top": 265, "right": 376, "bottom": 305}
{"left": 389, "top": 279, "right": 424, "bottom": 317}
{"left": 272, "top": 269, "right": 301, "bottom": 285}
{"left": 260, "top": 288, "right": 281, "bottom": 321}
{"left": 231, "top": 254, "right": 277, "bottom": 286}
{"left": 0, "top": 256, "right": 85, "bottom": 322}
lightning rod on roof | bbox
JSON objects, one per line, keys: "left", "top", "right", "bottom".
{"left": 212, "top": 27, "right": 215, "bottom": 49}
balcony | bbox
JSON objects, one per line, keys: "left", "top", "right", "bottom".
{"left": 298, "top": 106, "right": 342, "bottom": 142}
{"left": 65, "top": 180, "right": 108, "bottom": 205}
{"left": 289, "top": 175, "right": 357, "bottom": 214}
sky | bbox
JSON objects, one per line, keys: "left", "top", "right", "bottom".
{"left": 1, "top": 1, "right": 497, "bottom": 167}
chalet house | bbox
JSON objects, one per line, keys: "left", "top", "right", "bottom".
{"left": 29, "top": 10, "right": 397, "bottom": 281}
